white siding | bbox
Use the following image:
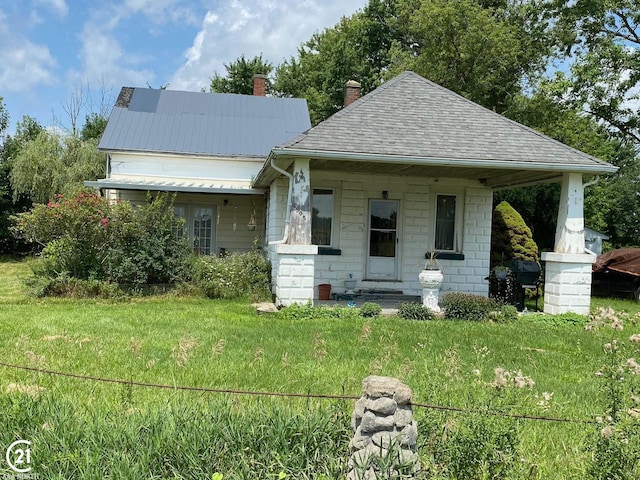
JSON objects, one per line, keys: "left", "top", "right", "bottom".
{"left": 109, "top": 152, "right": 264, "bottom": 183}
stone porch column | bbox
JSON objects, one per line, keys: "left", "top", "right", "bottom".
{"left": 541, "top": 172, "right": 596, "bottom": 315}
{"left": 273, "top": 158, "right": 317, "bottom": 306}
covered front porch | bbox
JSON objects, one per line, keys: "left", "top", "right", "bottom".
{"left": 252, "top": 72, "right": 618, "bottom": 314}
{"left": 257, "top": 154, "right": 607, "bottom": 315}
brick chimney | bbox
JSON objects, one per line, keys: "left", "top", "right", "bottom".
{"left": 344, "top": 80, "right": 361, "bottom": 107}
{"left": 253, "top": 74, "right": 267, "bottom": 96}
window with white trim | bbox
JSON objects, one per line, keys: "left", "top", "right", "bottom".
{"left": 311, "top": 188, "right": 334, "bottom": 246}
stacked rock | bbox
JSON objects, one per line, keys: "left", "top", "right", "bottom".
{"left": 347, "top": 375, "right": 419, "bottom": 480}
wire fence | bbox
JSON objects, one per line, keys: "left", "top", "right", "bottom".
{"left": 0, "top": 361, "right": 595, "bottom": 425}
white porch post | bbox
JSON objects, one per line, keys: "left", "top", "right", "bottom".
{"left": 289, "top": 158, "right": 312, "bottom": 245}
{"left": 272, "top": 158, "right": 318, "bottom": 307}
{"left": 541, "top": 172, "right": 596, "bottom": 315}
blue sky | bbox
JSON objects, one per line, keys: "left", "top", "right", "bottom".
{"left": 0, "top": 0, "right": 368, "bottom": 135}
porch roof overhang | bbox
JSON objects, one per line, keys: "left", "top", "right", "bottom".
{"left": 252, "top": 148, "right": 619, "bottom": 190}
{"left": 84, "top": 177, "right": 264, "bottom": 195}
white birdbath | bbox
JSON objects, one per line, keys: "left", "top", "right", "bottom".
{"left": 418, "top": 269, "right": 444, "bottom": 312}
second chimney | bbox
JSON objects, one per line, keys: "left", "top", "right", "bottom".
{"left": 344, "top": 80, "right": 361, "bottom": 107}
{"left": 253, "top": 74, "right": 267, "bottom": 96}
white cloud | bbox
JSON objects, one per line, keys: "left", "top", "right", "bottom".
{"left": 0, "top": 11, "right": 57, "bottom": 93}
{"left": 122, "top": 0, "right": 199, "bottom": 26}
{"left": 69, "top": 0, "right": 198, "bottom": 92}
{"left": 36, "top": 0, "right": 68, "bottom": 17}
{"left": 70, "top": 23, "right": 154, "bottom": 88}
{"left": 170, "top": 0, "right": 368, "bottom": 92}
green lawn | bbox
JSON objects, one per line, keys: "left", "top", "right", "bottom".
{"left": 0, "top": 257, "right": 638, "bottom": 479}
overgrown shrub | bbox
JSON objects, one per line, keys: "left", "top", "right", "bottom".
{"left": 442, "top": 292, "right": 500, "bottom": 321}
{"left": 193, "top": 249, "right": 271, "bottom": 301}
{"left": 359, "top": 302, "right": 382, "bottom": 318}
{"left": 397, "top": 302, "right": 435, "bottom": 321}
{"left": 11, "top": 191, "right": 191, "bottom": 290}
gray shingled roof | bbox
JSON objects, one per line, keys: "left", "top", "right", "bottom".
{"left": 278, "top": 71, "right": 613, "bottom": 167}
{"left": 99, "top": 87, "right": 311, "bottom": 157}
{"left": 253, "top": 71, "right": 616, "bottom": 188}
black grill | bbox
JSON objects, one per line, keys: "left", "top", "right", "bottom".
{"left": 509, "top": 259, "right": 541, "bottom": 311}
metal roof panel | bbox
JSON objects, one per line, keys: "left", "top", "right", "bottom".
{"left": 100, "top": 88, "right": 311, "bottom": 157}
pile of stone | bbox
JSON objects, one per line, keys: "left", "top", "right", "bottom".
{"left": 347, "top": 375, "right": 419, "bottom": 479}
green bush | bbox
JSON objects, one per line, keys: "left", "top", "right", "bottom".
{"left": 442, "top": 292, "right": 500, "bottom": 321}
{"left": 431, "top": 412, "right": 520, "bottom": 480}
{"left": 491, "top": 200, "right": 538, "bottom": 267}
{"left": 359, "top": 302, "right": 382, "bottom": 318}
{"left": 397, "top": 302, "right": 435, "bottom": 321}
{"left": 276, "top": 302, "right": 361, "bottom": 321}
{"left": 193, "top": 249, "right": 271, "bottom": 301}
{"left": 11, "top": 191, "right": 191, "bottom": 290}
{"left": 489, "top": 304, "right": 519, "bottom": 323}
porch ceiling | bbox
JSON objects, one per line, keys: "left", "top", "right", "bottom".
{"left": 307, "top": 157, "right": 562, "bottom": 189}
{"left": 254, "top": 152, "right": 603, "bottom": 190}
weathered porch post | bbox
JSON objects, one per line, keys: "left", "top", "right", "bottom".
{"left": 541, "top": 172, "right": 596, "bottom": 315}
{"left": 273, "top": 158, "right": 318, "bottom": 306}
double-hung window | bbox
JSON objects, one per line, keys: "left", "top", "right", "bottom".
{"left": 434, "top": 194, "right": 461, "bottom": 252}
{"left": 311, "top": 188, "right": 334, "bottom": 246}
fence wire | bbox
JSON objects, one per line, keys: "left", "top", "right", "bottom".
{"left": 0, "top": 361, "right": 595, "bottom": 425}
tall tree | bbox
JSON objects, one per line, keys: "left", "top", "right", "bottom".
{"left": 551, "top": 0, "right": 640, "bottom": 144}
{"left": 0, "top": 97, "right": 8, "bottom": 143}
{"left": 274, "top": 0, "right": 555, "bottom": 123}
{"left": 497, "top": 87, "right": 639, "bottom": 249}
{"left": 11, "top": 131, "right": 105, "bottom": 204}
{"left": 274, "top": 0, "right": 403, "bottom": 124}
{"left": 0, "top": 116, "right": 43, "bottom": 252}
{"left": 209, "top": 54, "right": 273, "bottom": 95}
{"left": 395, "top": 0, "right": 554, "bottom": 113}
{"left": 81, "top": 112, "right": 108, "bottom": 141}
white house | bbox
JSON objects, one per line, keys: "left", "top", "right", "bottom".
{"left": 90, "top": 72, "right": 618, "bottom": 315}
{"left": 87, "top": 76, "right": 311, "bottom": 255}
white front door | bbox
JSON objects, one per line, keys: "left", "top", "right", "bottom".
{"left": 366, "top": 199, "right": 399, "bottom": 280}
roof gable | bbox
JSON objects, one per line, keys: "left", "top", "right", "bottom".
{"left": 99, "top": 87, "right": 311, "bottom": 158}
{"left": 278, "top": 71, "right": 613, "bottom": 170}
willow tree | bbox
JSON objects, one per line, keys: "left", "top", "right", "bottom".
{"left": 11, "top": 131, "right": 106, "bottom": 204}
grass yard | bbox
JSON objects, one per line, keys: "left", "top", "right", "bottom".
{"left": 0, "top": 258, "right": 638, "bottom": 479}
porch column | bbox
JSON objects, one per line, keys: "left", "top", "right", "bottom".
{"left": 541, "top": 173, "right": 596, "bottom": 315}
{"left": 272, "top": 158, "right": 318, "bottom": 307}
{"left": 289, "top": 158, "right": 312, "bottom": 244}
